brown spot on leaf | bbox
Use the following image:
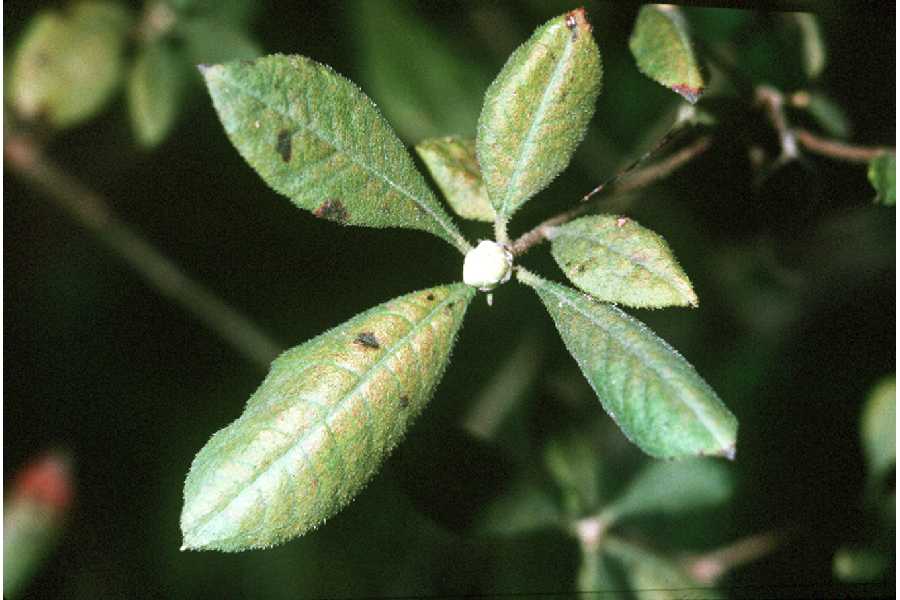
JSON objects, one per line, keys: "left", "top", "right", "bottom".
{"left": 277, "top": 130, "right": 292, "bottom": 162}
{"left": 355, "top": 332, "right": 380, "bottom": 349}
{"left": 426, "top": 294, "right": 435, "bottom": 301}
{"left": 313, "top": 199, "right": 349, "bottom": 223}
{"left": 399, "top": 396, "right": 410, "bottom": 409}
{"left": 565, "top": 8, "right": 590, "bottom": 40}
{"left": 671, "top": 83, "right": 703, "bottom": 104}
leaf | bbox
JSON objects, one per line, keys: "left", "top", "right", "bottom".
{"left": 544, "top": 430, "right": 601, "bottom": 517}
{"left": 416, "top": 137, "right": 495, "bottom": 222}
{"left": 794, "top": 13, "right": 826, "bottom": 80}
{"left": 868, "top": 153, "right": 896, "bottom": 206}
{"left": 477, "top": 9, "right": 602, "bottom": 220}
{"left": 861, "top": 375, "right": 895, "bottom": 480}
{"left": 167, "top": 0, "right": 258, "bottom": 29}
{"left": 177, "top": 17, "right": 261, "bottom": 65}
{"left": 577, "top": 545, "right": 626, "bottom": 597}
{"left": 629, "top": 5, "right": 704, "bottom": 103}
{"left": 471, "top": 479, "right": 561, "bottom": 537}
{"left": 201, "top": 55, "right": 470, "bottom": 253}
{"left": 602, "top": 459, "right": 733, "bottom": 525}
{"left": 833, "top": 546, "right": 888, "bottom": 583}
{"left": 181, "top": 284, "right": 474, "bottom": 551}
{"left": 550, "top": 215, "right": 698, "bottom": 309}
{"left": 605, "top": 537, "right": 718, "bottom": 600}
{"left": 792, "top": 91, "right": 851, "bottom": 139}
{"left": 519, "top": 271, "right": 737, "bottom": 460}
{"left": 352, "top": 1, "right": 490, "bottom": 142}
{"left": 8, "top": 1, "right": 132, "bottom": 129}
{"left": 128, "top": 42, "right": 186, "bottom": 148}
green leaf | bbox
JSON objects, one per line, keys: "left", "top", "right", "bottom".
{"left": 477, "top": 9, "right": 602, "bottom": 220}
{"left": 602, "top": 459, "right": 733, "bottom": 525}
{"left": 544, "top": 430, "right": 601, "bottom": 517}
{"left": 550, "top": 215, "right": 698, "bottom": 309}
{"left": 577, "top": 545, "right": 626, "bottom": 597}
{"left": 167, "top": 0, "right": 257, "bottom": 29}
{"left": 794, "top": 13, "right": 826, "bottom": 80}
{"left": 181, "top": 283, "right": 475, "bottom": 551}
{"left": 8, "top": 1, "right": 132, "bottom": 129}
{"left": 128, "top": 42, "right": 186, "bottom": 148}
{"left": 868, "top": 153, "right": 896, "bottom": 206}
{"left": 792, "top": 91, "right": 851, "bottom": 139}
{"left": 416, "top": 137, "right": 495, "bottom": 223}
{"left": 629, "top": 5, "right": 704, "bottom": 104}
{"left": 177, "top": 17, "right": 261, "bottom": 65}
{"left": 472, "top": 478, "right": 562, "bottom": 537}
{"left": 833, "top": 546, "right": 888, "bottom": 583}
{"left": 201, "top": 55, "right": 470, "bottom": 253}
{"left": 605, "top": 537, "right": 718, "bottom": 600}
{"left": 352, "top": 1, "right": 489, "bottom": 143}
{"left": 861, "top": 375, "right": 895, "bottom": 480}
{"left": 519, "top": 271, "right": 737, "bottom": 460}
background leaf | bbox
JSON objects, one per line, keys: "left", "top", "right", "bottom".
{"left": 605, "top": 537, "right": 718, "bottom": 600}
{"left": 602, "top": 459, "right": 733, "bottom": 525}
{"left": 8, "top": 1, "right": 132, "bottom": 129}
{"left": 177, "top": 17, "right": 261, "bottom": 65}
{"left": 793, "top": 13, "right": 827, "bottom": 80}
{"left": 629, "top": 5, "right": 704, "bottom": 103}
{"left": 868, "top": 153, "right": 896, "bottom": 206}
{"left": 477, "top": 9, "right": 602, "bottom": 221}
{"left": 202, "top": 55, "right": 470, "bottom": 252}
{"left": 519, "top": 271, "right": 737, "bottom": 460}
{"left": 833, "top": 546, "right": 888, "bottom": 582}
{"left": 181, "top": 283, "right": 475, "bottom": 551}
{"left": 791, "top": 90, "right": 851, "bottom": 139}
{"left": 471, "top": 479, "right": 561, "bottom": 538}
{"left": 128, "top": 42, "right": 187, "bottom": 148}
{"left": 351, "top": 0, "right": 490, "bottom": 142}
{"left": 550, "top": 215, "right": 698, "bottom": 309}
{"left": 416, "top": 136, "right": 495, "bottom": 222}
{"left": 860, "top": 375, "right": 895, "bottom": 480}
{"left": 544, "top": 429, "right": 601, "bottom": 517}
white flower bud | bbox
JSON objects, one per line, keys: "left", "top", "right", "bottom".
{"left": 463, "top": 240, "right": 513, "bottom": 291}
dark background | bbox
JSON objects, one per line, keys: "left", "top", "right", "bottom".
{"left": 5, "top": 1, "right": 895, "bottom": 598}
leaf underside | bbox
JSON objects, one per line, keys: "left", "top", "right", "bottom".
{"left": 201, "top": 55, "right": 469, "bottom": 252}
{"left": 550, "top": 215, "right": 698, "bottom": 308}
{"left": 477, "top": 9, "right": 603, "bottom": 220}
{"left": 629, "top": 5, "right": 704, "bottom": 103}
{"left": 181, "top": 283, "right": 475, "bottom": 551}
{"left": 520, "top": 271, "right": 737, "bottom": 460}
{"left": 416, "top": 136, "right": 495, "bottom": 222}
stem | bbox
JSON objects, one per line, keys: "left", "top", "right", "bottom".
{"left": 682, "top": 530, "right": 783, "bottom": 585}
{"left": 756, "top": 85, "right": 892, "bottom": 165}
{"left": 510, "top": 135, "right": 712, "bottom": 257}
{"left": 5, "top": 132, "right": 282, "bottom": 369}
{"left": 795, "top": 129, "right": 891, "bottom": 163}
{"left": 493, "top": 215, "right": 510, "bottom": 246}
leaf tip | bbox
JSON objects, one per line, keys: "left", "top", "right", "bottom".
{"left": 565, "top": 7, "right": 592, "bottom": 36}
{"left": 671, "top": 83, "right": 703, "bottom": 104}
{"left": 720, "top": 444, "right": 737, "bottom": 461}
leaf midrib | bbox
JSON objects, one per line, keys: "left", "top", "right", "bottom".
{"left": 213, "top": 67, "right": 468, "bottom": 253}
{"left": 499, "top": 31, "right": 575, "bottom": 216}
{"left": 187, "top": 286, "right": 471, "bottom": 538}
{"left": 538, "top": 280, "right": 731, "bottom": 450}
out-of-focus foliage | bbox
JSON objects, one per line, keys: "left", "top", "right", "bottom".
{"left": 8, "top": 1, "right": 132, "bottom": 128}
{"left": 868, "top": 153, "right": 896, "bottom": 206}
{"left": 4, "top": 452, "right": 74, "bottom": 599}
{"left": 416, "top": 136, "right": 495, "bottom": 222}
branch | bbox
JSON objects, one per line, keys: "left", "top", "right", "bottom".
{"left": 5, "top": 132, "right": 282, "bottom": 369}
{"left": 795, "top": 129, "right": 891, "bottom": 163}
{"left": 682, "top": 530, "right": 783, "bottom": 585}
{"left": 757, "top": 85, "right": 892, "bottom": 165}
{"left": 510, "top": 135, "right": 712, "bottom": 256}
